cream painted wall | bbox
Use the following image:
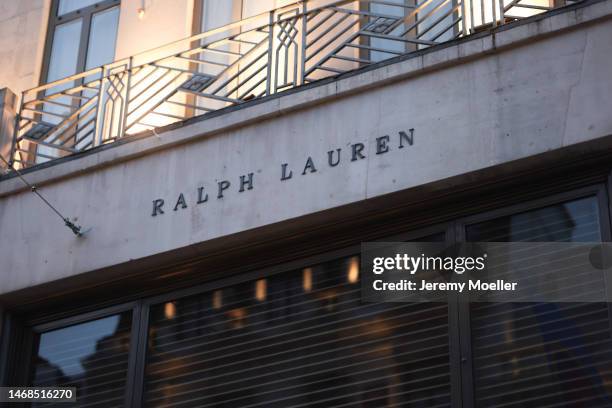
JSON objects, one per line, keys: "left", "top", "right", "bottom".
{"left": 0, "top": 0, "right": 49, "bottom": 96}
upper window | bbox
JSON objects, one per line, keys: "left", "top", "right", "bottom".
{"left": 44, "top": 0, "right": 120, "bottom": 84}
{"left": 37, "top": 0, "right": 120, "bottom": 160}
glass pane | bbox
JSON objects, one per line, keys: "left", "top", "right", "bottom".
{"left": 47, "top": 19, "right": 82, "bottom": 83}
{"left": 58, "top": 0, "right": 100, "bottom": 16}
{"left": 369, "top": 0, "right": 414, "bottom": 62}
{"left": 416, "top": 0, "right": 454, "bottom": 47}
{"left": 467, "top": 196, "right": 612, "bottom": 407}
{"left": 31, "top": 312, "right": 132, "bottom": 407}
{"left": 201, "top": 0, "right": 242, "bottom": 31}
{"left": 144, "top": 256, "right": 451, "bottom": 407}
{"left": 77, "top": 7, "right": 119, "bottom": 151}
{"left": 198, "top": 0, "right": 243, "bottom": 111}
{"left": 466, "top": 197, "right": 601, "bottom": 242}
{"left": 367, "top": 0, "right": 454, "bottom": 61}
{"left": 85, "top": 7, "right": 120, "bottom": 70}
{"left": 37, "top": 19, "right": 83, "bottom": 163}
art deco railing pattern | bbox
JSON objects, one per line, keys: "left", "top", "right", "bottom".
{"left": 10, "top": 0, "right": 564, "bottom": 168}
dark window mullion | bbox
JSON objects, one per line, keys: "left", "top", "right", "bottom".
{"left": 55, "top": 11, "right": 85, "bottom": 24}
{"left": 4, "top": 318, "right": 36, "bottom": 389}
{"left": 445, "top": 222, "right": 466, "bottom": 408}
{"left": 55, "top": 0, "right": 120, "bottom": 23}
{"left": 0, "top": 307, "right": 9, "bottom": 387}
{"left": 599, "top": 178, "right": 612, "bottom": 344}
{"left": 24, "top": 330, "right": 39, "bottom": 391}
{"left": 65, "top": 11, "right": 94, "bottom": 148}
{"left": 127, "top": 302, "right": 149, "bottom": 408}
{"left": 454, "top": 220, "right": 475, "bottom": 408}
{"left": 77, "top": 11, "right": 93, "bottom": 75}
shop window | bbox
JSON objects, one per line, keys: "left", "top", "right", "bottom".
{"left": 466, "top": 196, "right": 612, "bottom": 407}
{"left": 143, "top": 253, "right": 451, "bottom": 407}
{"left": 13, "top": 188, "right": 612, "bottom": 407}
{"left": 30, "top": 311, "right": 133, "bottom": 407}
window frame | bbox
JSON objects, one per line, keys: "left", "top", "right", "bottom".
{"left": 33, "top": 0, "right": 121, "bottom": 162}
{"left": 40, "top": 0, "right": 121, "bottom": 88}
{"left": 22, "top": 301, "right": 141, "bottom": 407}
{"left": 132, "top": 221, "right": 457, "bottom": 408}
{"left": 454, "top": 184, "right": 612, "bottom": 407}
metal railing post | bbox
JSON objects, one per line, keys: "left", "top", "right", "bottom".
{"left": 498, "top": 0, "right": 505, "bottom": 24}
{"left": 300, "top": 0, "right": 308, "bottom": 85}
{"left": 266, "top": 10, "right": 275, "bottom": 96}
{"left": 481, "top": 0, "right": 485, "bottom": 27}
{"left": 469, "top": 0, "right": 475, "bottom": 33}
{"left": 93, "top": 65, "right": 107, "bottom": 147}
{"left": 460, "top": 0, "right": 469, "bottom": 36}
{"left": 492, "top": 0, "right": 498, "bottom": 27}
{"left": 120, "top": 57, "right": 133, "bottom": 139}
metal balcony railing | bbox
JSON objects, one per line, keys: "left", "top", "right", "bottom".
{"left": 10, "top": 0, "right": 568, "bottom": 168}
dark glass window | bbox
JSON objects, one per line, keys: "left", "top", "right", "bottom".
{"left": 144, "top": 255, "right": 451, "bottom": 407}
{"left": 31, "top": 312, "right": 132, "bottom": 407}
{"left": 466, "top": 196, "right": 612, "bottom": 407}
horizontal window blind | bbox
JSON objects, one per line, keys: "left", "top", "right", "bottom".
{"left": 467, "top": 196, "right": 612, "bottom": 407}
{"left": 144, "top": 256, "right": 451, "bottom": 407}
{"left": 31, "top": 312, "right": 132, "bottom": 408}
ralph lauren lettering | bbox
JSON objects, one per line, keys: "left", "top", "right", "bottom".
{"left": 151, "top": 129, "right": 414, "bottom": 216}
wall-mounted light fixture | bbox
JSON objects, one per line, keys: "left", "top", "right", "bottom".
{"left": 137, "top": 0, "right": 146, "bottom": 19}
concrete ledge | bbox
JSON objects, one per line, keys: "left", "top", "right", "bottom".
{"left": 1, "top": 0, "right": 610, "bottom": 197}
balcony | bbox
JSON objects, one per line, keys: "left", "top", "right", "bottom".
{"left": 9, "top": 0, "right": 566, "bottom": 168}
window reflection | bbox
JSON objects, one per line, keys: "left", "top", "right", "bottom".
{"left": 144, "top": 255, "right": 450, "bottom": 407}
{"left": 58, "top": 0, "right": 100, "bottom": 16}
{"left": 31, "top": 312, "right": 132, "bottom": 407}
{"left": 46, "top": 19, "right": 83, "bottom": 84}
{"left": 467, "top": 196, "right": 612, "bottom": 407}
